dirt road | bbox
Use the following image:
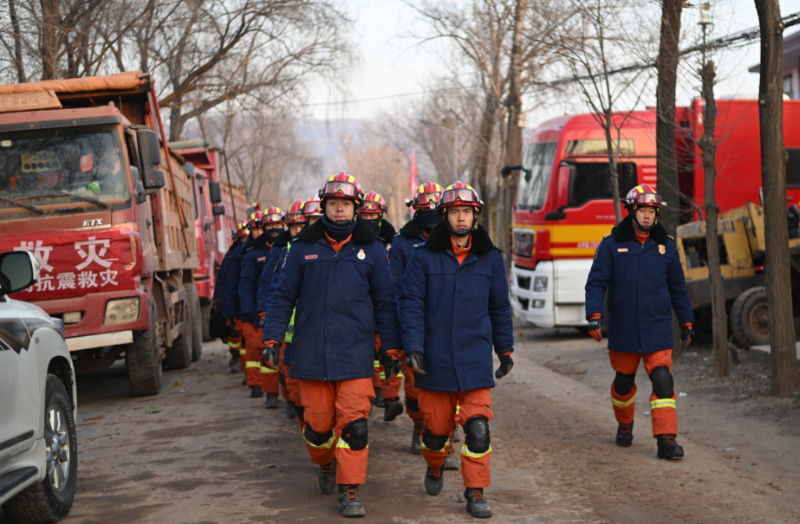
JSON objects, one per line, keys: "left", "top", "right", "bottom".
{"left": 11, "top": 324, "right": 800, "bottom": 523}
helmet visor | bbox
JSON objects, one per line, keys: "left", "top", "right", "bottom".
{"left": 321, "top": 181, "right": 359, "bottom": 199}
{"left": 634, "top": 193, "right": 661, "bottom": 206}
{"left": 361, "top": 201, "right": 384, "bottom": 213}
{"left": 263, "top": 213, "right": 283, "bottom": 225}
{"left": 284, "top": 213, "right": 307, "bottom": 225}
{"left": 442, "top": 188, "right": 478, "bottom": 206}
{"left": 303, "top": 200, "right": 322, "bottom": 215}
{"left": 414, "top": 192, "right": 441, "bottom": 208}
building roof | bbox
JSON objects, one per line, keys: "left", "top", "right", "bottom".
{"left": 749, "top": 29, "right": 800, "bottom": 73}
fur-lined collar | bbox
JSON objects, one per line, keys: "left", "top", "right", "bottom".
{"left": 272, "top": 229, "right": 292, "bottom": 249}
{"left": 378, "top": 220, "right": 396, "bottom": 243}
{"left": 612, "top": 216, "right": 669, "bottom": 244}
{"left": 424, "top": 222, "right": 496, "bottom": 254}
{"left": 399, "top": 218, "right": 425, "bottom": 239}
{"left": 298, "top": 217, "right": 378, "bottom": 244}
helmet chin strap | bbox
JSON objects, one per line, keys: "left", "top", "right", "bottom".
{"left": 444, "top": 215, "right": 473, "bottom": 237}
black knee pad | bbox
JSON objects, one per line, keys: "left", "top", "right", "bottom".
{"left": 341, "top": 418, "right": 369, "bottom": 451}
{"left": 304, "top": 424, "right": 333, "bottom": 447}
{"left": 613, "top": 372, "right": 636, "bottom": 396}
{"left": 649, "top": 366, "right": 674, "bottom": 398}
{"left": 422, "top": 427, "right": 449, "bottom": 451}
{"left": 464, "top": 416, "right": 491, "bottom": 454}
{"left": 405, "top": 397, "right": 420, "bottom": 412}
{"left": 295, "top": 405, "right": 305, "bottom": 422}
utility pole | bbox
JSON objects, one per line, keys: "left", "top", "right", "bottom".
{"left": 755, "top": 0, "right": 800, "bottom": 396}
{"left": 697, "top": 3, "right": 729, "bottom": 378}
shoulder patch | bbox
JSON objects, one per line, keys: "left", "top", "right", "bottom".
{"left": 594, "top": 247, "right": 600, "bottom": 260}
{"left": 603, "top": 234, "right": 611, "bottom": 239}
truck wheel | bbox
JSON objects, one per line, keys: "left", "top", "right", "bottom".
{"left": 731, "top": 287, "right": 770, "bottom": 348}
{"left": 126, "top": 298, "right": 163, "bottom": 396}
{"left": 185, "top": 283, "right": 204, "bottom": 361}
{"left": 2, "top": 375, "right": 78, "bottom": 524}
{"left": 165, "top": 294, "right": 193, "bottom": 370}
{"left": 201, "top": 302, "right": 212, "bottom": 342}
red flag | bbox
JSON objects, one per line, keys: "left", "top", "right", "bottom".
{"left": 408, "top": 149, "right": 418, "bottom": 197}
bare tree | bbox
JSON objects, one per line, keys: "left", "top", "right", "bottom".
{"left": 755, "top": 0, "right": 800, "bottom": 396}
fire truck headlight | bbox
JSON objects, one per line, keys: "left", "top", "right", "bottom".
{"left": 532, "top": 299, "right": 546, "bottom": 309}
{"left": 104, "top": 298, "right": 140, "bottom": 325}
{"left": 533, "top": 276, "right": 548, "bottom": 292}
{"left": 63, "top": 311, "right": 82, "bottom": 325}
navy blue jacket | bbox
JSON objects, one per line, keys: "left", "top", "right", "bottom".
{"left": 389, "top": 219, "right": 427, "bottom": 306}
{"left": 212, "top": 240, "right": 239, "bottom": 302}
{"left": 222, "top": 239, "right": 248, "bottom": 319}
{"left": 257, "top": 230, "right": 291, "bottom": 315}
{"left": 399, "top": 224, "right": 514, "bottom": 392}
{"left": 238, "top": 234, "right": 272, "bottom": 324}
{"left": 585, "top": 217, "right": 694, "bottom": 354}
{"left": 263, "top": 219, "right": 402, "bottom": 381}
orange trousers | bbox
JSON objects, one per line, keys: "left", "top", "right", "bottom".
{"left": 418, "top": 388, "right": 493, "bottom": 488}
{"left": 372, "top": 333, "right": 402, "bottom": 401}
{"left": 300, "top": 378, "right": 374, "bottom": 485}
{"left": 280, "top": 344, "right": 304, "bottom": 429}
{"left": 609, "top": 349, "right": 677, "bottom": 436}
{"left": 233, "top": 320, "right": 246, "bottom": 373}
{"left": 242, "top": 323, "right": 278, "bottom": 392}
{"left": 401, "top": 356, "right": 423, "bottom": 422}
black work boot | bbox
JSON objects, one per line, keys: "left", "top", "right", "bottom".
{"left": 615, "top": 422, "right": 633, "bottom": 447}
{"left": 424, "top": 466, "right": 444, "bottom": 495}
{"left": 411, "top": 420, "right": 423, "bottom": 455}
{"left": 656, "top": 434, "right": 685, "bottom": 459}
{"left": 318, "top": 460, "right": 336, "bottom": 494}
{"left": 464, "top": 487, "right": 493, "bottom": 518}
{"left": 229, "top": 355, "right": 240, "bottom": 373}
{"left": 250, "top": 385, "right": 264, "bottom": 398}
{"left": 337, "top": 484, "right": 366, "bottom": 517}
{"left": 284, "top": 400, "right": 297, "bottom": 420}
{"left": 241, "top": 377, "right": 247, "bottom": 386}
{"left": 371, "top": 388, "right": 385, "bottom": 408}
{"left": 383, "top": 397, "right": 404, "bottom": 421}
{"left": 265, "top": 393, "right": 278, "bottom": 409}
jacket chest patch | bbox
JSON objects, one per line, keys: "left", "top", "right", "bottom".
{"left": 305, "top": 254, "right": 318, "bottom": 260}
{"left": 658, "top": 245, "right": 666, "bottom": 255}
{"left": 257, "top": 257, "right": 266, "bottom": 262}
{"left": 617, "top": 248, "right": 629, "bottom": 253}
{"left": 357, "top": 249, "right": 366, "bottom": 260}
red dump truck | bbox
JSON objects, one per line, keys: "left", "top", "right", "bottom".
{"left": 0, "top": 72, "right": 201, "bottom": 395}
{"left": 169, "top": 138, "right": 249, "bottom": 340}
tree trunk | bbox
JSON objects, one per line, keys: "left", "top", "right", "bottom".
{"left": 9, "top": 0, "right": 26, "bottom": 83}
{"left": 474, "top": 90, "right": 499, "bottom": 231}
{"left": 755, "top": 0, "right": 800, "bottom": 396}
{"left": 603, "top": 111, "right": 622, "bottom": 224}
{"left": 503, "top": 0, "right": 529, "bottom": 267}
{"left": 655, "top": 0, "right": 683, "bottom": 235}
{"left": 169, "top": 103, "right": 183, "bottom": 142}
{"left": 40, "top": 0, "right": 61, "bottom": 80}
{"left": 699, "top": 61, "right": 729, "bottom": 378}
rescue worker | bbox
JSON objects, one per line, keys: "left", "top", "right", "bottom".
{"left": 360, "top": 191, "right": 403, "bottom": 420}
{"left": 389, "top": 181, "right": 444, "bottom": 453}
{"left": 261, "top": 173, "right": 401, "bottom": 518}
{"left": 223, "top": 219, "right": 252, "bottom": 385}
{"left": 215, "top": 223, "right": 247, "bottom": 373}
{"left": 585, "top": 183, "right": 694, "bottom": 459}
{"left": 257, "top": 200, "right": 306, "bottom": 413}
{"left": 240, "top": 207, "right": 285, "bottom": 400}
{"left": 400, "top": 181, "right": 514, "bottom": 519}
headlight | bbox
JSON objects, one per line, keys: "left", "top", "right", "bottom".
{"left": 63, "top": 311, "right": 82, "bottom": 324}
{"left": 104, "top": 298, "right": 140, "bottom": 325}
{"left": 532, "top": 299, "right": 546, "bottom": 309}
{"left": 513, "top": 230, "right": 534, "bottom": 258}
{"left": 533, "top": 276, "right": 548, "bottom": 292}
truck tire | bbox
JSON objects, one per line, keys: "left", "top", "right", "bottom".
{"left": 731, "top": 286, "right": 770, "bottom": 348}
{"left": 184, "top": 283, "right": 204, "bottom": 361}
{"left": 165, "top": 295, "right": 193, "bottom": 370}
{"left": 127, "top": 298, "right": 163, "bottom": 396}
{"left": 201, "top": 302, "right": 212, "bottom": 342}
{"left": 2, "top": 375, "right": 78, "bottom": 524}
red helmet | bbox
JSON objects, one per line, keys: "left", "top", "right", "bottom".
{"left": 361, "top": 191, "right": 387, "bottom": 214}
{"left": 622, "top": 184, "right": 663, "bottom": 209}
{"left": 247, "top": 210, "right": 263, "bottom": 229}
{"left": 262, "top": 206, "right": 284, "bottom": 226}
{"left": 438, "top": 181, "right": 483, "bottom": 215}
{"left": 303, "top": 194, "right": 323, "bottom": 217}
{"left": 284, "top": 200, "right": 308, "bottom": 225}
{"left": 235, "top": 222, "right": 248, "bottom": 238}
{"left": 406, "top": 180, "right": 443, "bottom": 210}
{"left": 319, "top": 172, "right": 364, "bottom": 205}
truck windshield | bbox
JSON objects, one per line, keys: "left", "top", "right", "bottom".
{"left": 516, "top": 141, "right": 557, "bottom": 210}
{"left": 0, "top": 125, "right": 130, "bottom": 210}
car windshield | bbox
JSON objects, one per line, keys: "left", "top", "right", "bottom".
{"left": 0, "top": 125, "right": 130, "bottom": 211}
{"left": 516, "top": 141, "right": 557, "bottom": 210}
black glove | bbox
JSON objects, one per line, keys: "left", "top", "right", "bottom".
{"left": 406, "top": 352, "right": 426, "bottom": 374}
{"left": 680, "top": 323, "right": 694, "bottom": 348}
{"left": 495, "top": 353, "right": 514, "bottom": 379}
{"left": 257, "top": 315, "right": 265, "bottom": 329}
{"left": 242, "top": 313, "right": 255, "bottom": 325}
{"left": 262, "top": 342, "right": 279, "bottom": 369}
{"left": 382, "top": 354, "right": 401, "bottom": 379}
{"left": 588, "top": 315, "right": 603, "bottom": 342}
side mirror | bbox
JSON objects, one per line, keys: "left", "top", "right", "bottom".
{"left": 209, "top": 181, "right": 222, "bottom": 204}
{"left": 212, "top": 204, "right": 226, "bottom": 216}
{"left": 556, "top": 163, "right": 571, "bottom": 209}
{"left": 137, "top": 129, "right": 165, "bottom": 191}
{"left": 0, "top": 251, "right": 40, "bottom": 295}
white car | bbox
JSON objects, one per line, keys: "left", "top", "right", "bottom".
{"left": 0, "top": 251, "right": 77, "bottom": 523}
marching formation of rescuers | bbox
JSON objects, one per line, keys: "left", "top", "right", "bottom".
{"left": 213, "top": 175, "right": 692, "bottom": 519}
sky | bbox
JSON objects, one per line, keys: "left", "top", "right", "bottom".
{"left": 304, "top": 0, "right": 800, "bottom": 127}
